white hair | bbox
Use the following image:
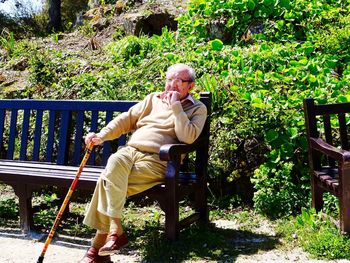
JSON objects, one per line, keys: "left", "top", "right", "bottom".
{"left": 166, "top": 63, "right": 196, "bottom": 82}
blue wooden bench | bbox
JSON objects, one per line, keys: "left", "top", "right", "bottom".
{"left": 0, "top": 92, "right": 211, "bottom": 240}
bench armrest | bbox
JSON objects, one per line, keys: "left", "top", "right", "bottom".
{"left": 159, "top": 137, "right": 206, "bottom": 161}
{"left": 310, "top": 137, "right": 350, "bottom": 163}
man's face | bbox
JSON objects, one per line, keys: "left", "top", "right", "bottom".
{"left": 165, "top": 69, "right": 194, "bottom": 100}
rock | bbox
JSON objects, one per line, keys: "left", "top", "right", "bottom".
{"left": 116, "top": 0, "right": 125, "bottom": 15}
{"left": 92, "top": 17, "right": 109, "bottom": 31}
{"left": 0, "top": 74, "right": 6, "bottom": 83}
{"left": 11, "top": 57, "right": 29, "bottom": 71}
{"left": 122, "top": 11, "right": 177, "bottom": 36}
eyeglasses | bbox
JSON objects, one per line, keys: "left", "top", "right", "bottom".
{"left": 166, "top": 78, "right": 193, "bottom": 85}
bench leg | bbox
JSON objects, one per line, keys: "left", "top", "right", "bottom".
{"left": 194, "top": 180, "right": 208, "bottom": 224}
{"left": 311, "top": 176, "right": 324, "bottom": 212}
{"left": 165, "top": 196, "right": 179, "bottom": 241}
{"left": 12, "top": 183, "right": 33, "bottom": 234}
{"left": 340, "top": 166, "right": 350, "bottom": 234}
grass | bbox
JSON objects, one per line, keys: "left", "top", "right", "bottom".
{"left": 276, "top": 208, "right": 350, "bottom": 260}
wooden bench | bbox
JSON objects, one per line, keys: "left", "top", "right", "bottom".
{"left": 0, "top": 92, "right": 211, "bottom": 240}
{"left": 304, "top": 98, "right": 350, "bottom": 234}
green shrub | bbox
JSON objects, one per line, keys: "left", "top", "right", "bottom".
{"left": 177, "top": 0, "right": 350, "bottom": 45}
{"left": 278, "top": 209, "right": 350, "bottom": 259}
{"left": 0, "top": 199, "right": 18, "bottom": 219}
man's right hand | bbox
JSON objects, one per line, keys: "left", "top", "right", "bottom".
{"left": 85, "top": 132, "right": 103, "bottom": 146}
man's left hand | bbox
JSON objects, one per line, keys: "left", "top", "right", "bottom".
{"left": 161, "top": 91, "right": 180, "bottom": 105}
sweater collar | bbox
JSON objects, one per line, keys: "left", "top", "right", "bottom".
{"left": 181, "top": 94, "right": 195, "bottom": 104}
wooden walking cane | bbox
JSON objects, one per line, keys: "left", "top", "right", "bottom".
{"left": 37, "top": 142, "right": 95, "bottom": 263}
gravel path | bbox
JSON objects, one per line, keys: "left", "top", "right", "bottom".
{"left": 0, "top": 232, "right": 140, "bottom": 263}
{"left": 1, "top": 229, "right": 350, "bottom": 263}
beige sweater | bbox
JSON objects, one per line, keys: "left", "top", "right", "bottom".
{"left": 97, "top": 92, "right": 207, "bottom": 154}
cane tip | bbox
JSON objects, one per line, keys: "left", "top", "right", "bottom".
{"left": 37, "top": 256, "right": 44, "bottom": 263}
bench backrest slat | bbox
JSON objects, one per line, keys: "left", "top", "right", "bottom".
{"left": 87, "top": 111, "right": 99, "bottom": 165}
{"left": 57, "top": 110, "right": 71, "bottom": 165}
{"left": 20, "top": 109, "right": 31, "bottom": 160}
{"left": 33, "top": 110, "right": 43, "bottom": 161}
{"left": 0, "top": 109, "right": 5, "bottom": 156}
{"left": 8, "top": 110, "right": 18, "bottom": 160}
{"left": 338, "top": 113, "right": 348, "bottom": 150}
{"left": 102, "top": 111, "right": 114, "bottom": 166}
{"left": 46, "top": 110, "right": 56, "bottom": 162}
{"left": 322, "top": 114, "right": 336, "bottom": 167}
{"left": 73, "top": 111, "right": 85, "bottom": 165}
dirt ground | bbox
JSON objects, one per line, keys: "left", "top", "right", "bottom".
{"left": 1, "top": 225, "right": 350, "bottom": 263}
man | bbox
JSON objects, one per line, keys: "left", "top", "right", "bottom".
{"left": 79, "top": 63, "right": 207, "bottom": 263}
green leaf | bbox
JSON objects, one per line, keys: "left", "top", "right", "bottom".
{"left": 251, "top": 97, "right": 265, "bottom": 109}
{"left": 266, "top": 129, "right": 279, "bottom": 142}
{"left": 308, "top": 74, "right": 317, "bottom": 83}
{"left": 210, "top": 39, "right": 224, "bottom": 51}
{"left": 247, "top": 0, "right": 256, "bottom": 10}
{"left": 263, "top": 0, "right": 274, "bottom": 6}
{"left": 338, "top": 95, "right": 348, "bottom": 103}
{"left": 287, "top": 127, "right": 298, "bottom": 139}
{"left": 280, "top": 0, "right": 290, "bottom": 8}
{"left": 165, "top": 53, "right": 175, "bottom": 60}
{"left": 232, "top": 50, "right": 239, "bottom": 57}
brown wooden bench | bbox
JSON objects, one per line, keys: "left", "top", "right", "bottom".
{"left": 0, "top": 92, "right": 211, "bottom": 240}
{"left": 304, "top": 98, "right": 350, "bottom": 234}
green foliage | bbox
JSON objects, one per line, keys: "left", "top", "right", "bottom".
{"left": 0, "top": 30, "right": 15, "bottom": 56}
{"left": 177, "top": 0, "right": 350, "bottom": 45}
{"left": 33, "top": 193, "right": 58, "bottom": 229}
{"left": 278, "top": 209, "right": 350, "bottom": 259}
{"left": 0, "top": 199, "right": 18, "bottom": 219}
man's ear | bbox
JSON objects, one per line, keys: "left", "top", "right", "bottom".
{"left": 189, "top": 82, "right": 195, "bottom": 91}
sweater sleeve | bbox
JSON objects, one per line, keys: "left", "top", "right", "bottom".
{"left": 97, "top": 95, "right": 152, "bottom": 142}
{"left": 171, "top": 101, "right": 207, "bottom": 144}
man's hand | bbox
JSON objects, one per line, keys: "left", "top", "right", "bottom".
{"left": 85, "top": 132, "right": 103, "bottom": 146}
{"left": 160, "top": 91, "right": 180, "bottom": 105}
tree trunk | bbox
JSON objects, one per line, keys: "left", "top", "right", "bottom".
{"left": 48, "top": 0, "right": 62, "bottom": 32}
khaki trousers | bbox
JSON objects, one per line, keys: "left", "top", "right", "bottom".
{"left": 83, "top": 146, "right": 167, "bottom": 232}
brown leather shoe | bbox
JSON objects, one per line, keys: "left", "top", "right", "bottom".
{"left": 98, "top": 232, "right": 129, "bottom": 256}
{"left": 79, "top": 246, "right": 112, "bottom": 263}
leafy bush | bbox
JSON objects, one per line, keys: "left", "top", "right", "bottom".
{"left": 177, "top": 0, "right": 350, "bottom": 45}
{"left": 0, "top": 199, "right": 18, "bottom": 219}
{"left": 278, "top": 209, "right": 350, "bottom": 259}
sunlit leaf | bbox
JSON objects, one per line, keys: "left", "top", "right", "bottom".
{"left": 210, "top": 39, "right": 224, "bottom": 51}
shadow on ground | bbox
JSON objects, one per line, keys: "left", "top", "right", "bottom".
{"left": 0, "top": 222, "right": 279, "bottom": 262}
{"left": 124, "top": 222, "right": 280, "bottom": 262}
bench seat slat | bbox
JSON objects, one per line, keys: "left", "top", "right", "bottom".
{"left": 0, "top": 160, "right": 103, "bottom": 172}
